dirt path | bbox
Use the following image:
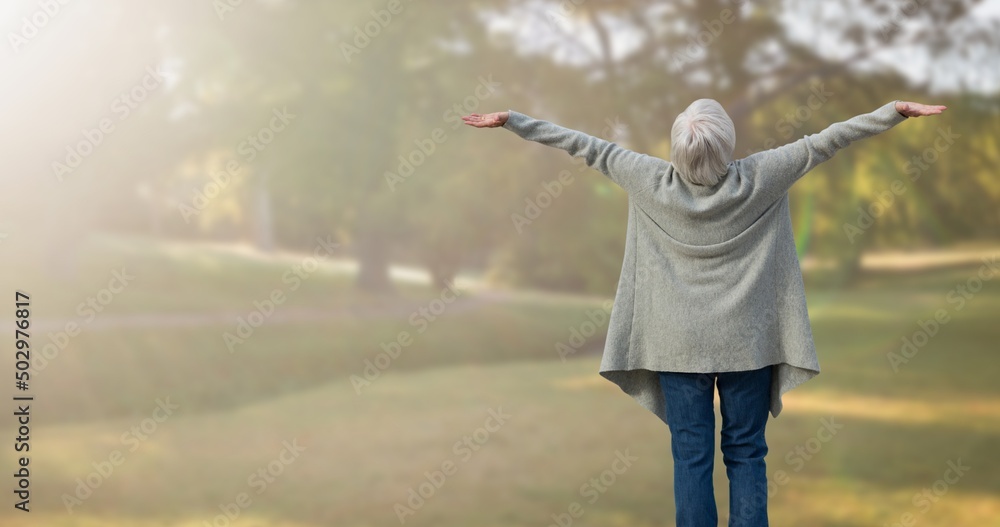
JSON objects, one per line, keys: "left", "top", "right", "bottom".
{"left": 14, "top": 289, "right": 524, "bottom": 333}
{"left": 13, "top": 237, "right": 996, "bottom": 333}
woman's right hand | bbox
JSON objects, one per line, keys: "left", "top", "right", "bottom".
{"left": 895, "top": 101, "right": 947, "bottom": 118}
{"left": 462, "top": 111, "right": 509, "bottom": 128}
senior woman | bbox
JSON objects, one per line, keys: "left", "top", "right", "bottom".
{"left": 463, "top": 99, "right": 946, "bottom": 526}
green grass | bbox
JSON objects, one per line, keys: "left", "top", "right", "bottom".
{"left": 5, "top": 358, "right": 999, "bottom": 527}
{"left": 5, "top": 233, "right": 609, "bottom": 423}
{"left": 1, "top": 232, "right": 434, "bottom": 316}
{"left": 3, "top": 236, "right": 998, "bottom": 525}
{"left": 29, "top": 243, "right": 999, "bottom": 426}
{"left": 32, "top": 295, "right": 607, "bottom": 424}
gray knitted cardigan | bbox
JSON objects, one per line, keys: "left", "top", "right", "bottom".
{"left": 502, "top": 101, "right": 908, "bottom": 425}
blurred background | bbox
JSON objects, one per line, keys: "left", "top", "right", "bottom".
{"left": 1, "top": 0, "right": 999, "bottom": 525}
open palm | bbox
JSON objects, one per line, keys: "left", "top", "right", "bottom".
{"left": 462, "top": 112, "right": 508, "bottom": 128}
{"left": 895, "top": 101, "right": 947, "bottom": 117}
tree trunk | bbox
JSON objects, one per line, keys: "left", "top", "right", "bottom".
{"left": 354, "top": 221, "right": 395, "bottom": 294}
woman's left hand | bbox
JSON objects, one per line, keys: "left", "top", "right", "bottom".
{"left": 462, "top": 111, "right": 508, "bottom": 128}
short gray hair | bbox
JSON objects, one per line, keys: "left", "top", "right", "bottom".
{"left": 670, "top": 99, "right": 736, "bottom": 186}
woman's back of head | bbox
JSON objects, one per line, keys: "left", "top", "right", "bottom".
{"left": 671, "top": 99, "right": 736, "bottom": 187}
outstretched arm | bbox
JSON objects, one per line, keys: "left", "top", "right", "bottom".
{"left": 741, "top": 100, "right": 946, "bottom": 200}
{"left": 463, "top": 110, "right": 667, "bottom": 196}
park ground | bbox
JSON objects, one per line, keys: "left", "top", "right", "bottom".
{"left": 1, "top": 233, "right": 998, "bottom": 526}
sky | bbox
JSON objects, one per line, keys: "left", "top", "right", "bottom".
{"left": 1, "top": 0, "right": 997, "bottom": 111}
{"left": 483, "top": 0, "right": 1000, "bottom": 95}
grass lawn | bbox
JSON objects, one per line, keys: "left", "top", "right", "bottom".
{"left": 5, "top": 356, "right": 999, "bottom": 527}
{"left": 7, "top": 233, "right": 612, "bottom": 423}
{"left": 25, "top": 244, "right": 1000, "bottom": 426}
{"left": 2, "top": 235, "right": 998, "bottom": 525}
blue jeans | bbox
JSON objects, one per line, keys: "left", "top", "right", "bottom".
{"left": 658, "top": 366, "right": 772, "bottom": 527}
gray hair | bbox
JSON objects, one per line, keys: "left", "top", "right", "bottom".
{"left": 670, "top": 99, "right": 736, "bottom": 186}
